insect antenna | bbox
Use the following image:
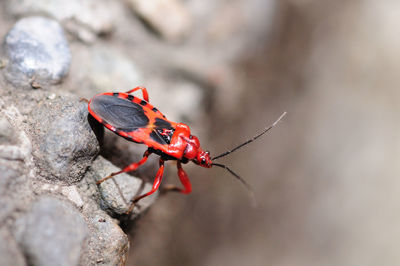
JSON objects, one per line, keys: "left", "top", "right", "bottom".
{"left": 212, "top": 112, "right": 287, "bottom": 160}
{"left": 213, "top": 163, "right": 257, "bottom": 206}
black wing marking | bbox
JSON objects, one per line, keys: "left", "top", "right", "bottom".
{"left": 90, "top": 95, "right": 149, "bottom": 131}
{"left": 150, "top": 118, "right": 175, "bottom": 145}
{"left": 154, "top": 118, "right": 172, "bottom": 129}
{"left": 150, "top": 131, "right": 167, "bottom": 145}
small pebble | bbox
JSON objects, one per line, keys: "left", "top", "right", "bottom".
{"left": 14, "top": 196, "right": 88, "bottom": 266}
{"left": 3, "top": 16, "right": 71, "bottom": 87}
{"left": 29, "top": 94, "right": 99, "bottom": 183}
{"left": 81, "top": 213, "right": 129, "bottom": 266}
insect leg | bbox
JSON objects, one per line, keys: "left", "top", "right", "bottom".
{"left": 126, "top": 158, "right": 165, "bottom": 213}
{"left": 79, "top": 97, "right": 89, "bottom": 103}
{"left": 125, "top": 86, "right": 149, "bottom": 102}
{"left": 96, "top": 150, "right": 152, "bottom": 184}
{"left": 163, "top": 161, "right": 192, "bottom": 194}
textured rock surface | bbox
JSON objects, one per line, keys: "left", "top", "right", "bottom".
{"left": 88, "top": 156, "right": 157, "bottom": 216}
{"left": 28, "top": 95, "right": 99, "bottom": 183}
{"left": 14, "top": 197, "right": 88, "bottom": 266}
{"left": 3, "top": 17, "right": 71, "bottom": 87}
{"left": 0, "top": 0, "right": 273, "bottom": 264}
{"left": 84, "top": 213, "right": 129, "bottom": 266}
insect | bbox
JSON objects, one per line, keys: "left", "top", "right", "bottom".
{"left": 88, "top": 86, "right": 286, "bottom": 213}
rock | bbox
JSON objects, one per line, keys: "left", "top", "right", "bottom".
{"left": 14, "top": 196, "right": 88, "bottom": 266}
{"left": 0, "top": 227, "right": 26, "bottom": 266}
{"left": 36, "top": 183, "right": 85, "bottom": 209}
{"left": 127, "top": 0, "right": 192, "bottom": 41}
{"left": 61, "top": 186, "right": 85, "bottom": 209}
{"left": 29, "top": 94, "right": 99, "bottom": 183}
{"left": 3, "top": 16, "right": 71, "bottom": 88}
{"left": 87, "top": 156, "right": 157, "bottom": 216}
{"left": 83, "top": 213, "right": 129, "bottom": 266}
{"left": 6, "top": 0, "right": 118, "bottom": 43}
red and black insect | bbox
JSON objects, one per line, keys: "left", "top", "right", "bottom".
{"left": 88, "top": 86, "right": 286, "bottom": 213}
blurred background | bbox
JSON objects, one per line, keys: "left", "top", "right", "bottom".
{"left": 126, "top": 0, "right": 400, "bottom": 266}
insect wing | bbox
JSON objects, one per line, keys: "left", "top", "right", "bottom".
{"left": 89, "top": 94, "right": 150, "bottom": 132}
{"left": 89, "top": 93, "right": 177, "bottom": 152}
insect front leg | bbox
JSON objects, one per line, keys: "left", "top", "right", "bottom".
{"left": 96, "top": 150, "right": 152, "bottom": 184}
{"left": 125, "top": 86, "right": 149, "bottom": 102}
{"left": 163, "top": 161, "right": 192, "bottom": 194}
{"left": 126, "top": 158, "right": 165, "bottom": 214}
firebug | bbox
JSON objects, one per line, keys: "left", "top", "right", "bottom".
{"left": 87, "top": 86, "right": 286, "bottom": 213}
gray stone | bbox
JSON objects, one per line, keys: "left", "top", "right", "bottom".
{"left": 87, "top": 156, "right": 157, "bottom": 216}
{"left": 3, "top": 16, "right": 71, "bottom": 87}
{"left": 6, "top": 0, "right": 118, "bottom": 43}
{"left": 29, "top": 94, "right": 99, "bottom": 183}
{"left": 14, "top": 196, "right": 88, "bottom": 266}
{"left": 34, "top": 183, "right": 85, "bottom": 209}
{"left": 83, "top": 213, "right": 129, "bottom": 266}
{"left": 0, "top": 227, "right": 26, "bottom": 266}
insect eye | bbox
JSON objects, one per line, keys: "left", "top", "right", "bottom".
{"left": 201, "top": 159, "right": 206, "bottom": 164}
{"left": 189, "top": 135, "right": 193, "bottom": 139}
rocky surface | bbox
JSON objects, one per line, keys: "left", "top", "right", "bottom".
{"left": 88, "top": 156, "right": 157, "bottom": 216}
{"left": 28, "top": 94, "right": 99, "bottom": 183}
{"left": 83, "top": 213, "right": 129, "bottom": 266}
{"left": 14, "top": 197, "right": 88, "bottom": 266}
{"left": 0, "top": 0, "right": 276, "bottom": 265}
